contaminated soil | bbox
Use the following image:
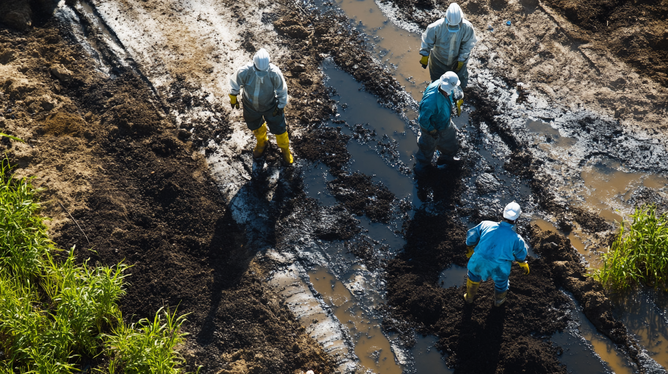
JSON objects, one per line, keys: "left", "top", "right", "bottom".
{"left": 1, "top": 0, "right": 667, "bottom": 373}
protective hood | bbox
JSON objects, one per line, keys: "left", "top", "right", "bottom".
{"left": 253, "top": 48, "right": 270, "bottom": 71}
{"left": 445, "top": 3, "right": 463, "bottom": 32}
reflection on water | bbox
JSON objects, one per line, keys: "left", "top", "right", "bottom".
{"left": 412, "top": 335, "right": 453, "bottom": 374}
{"left": 553, "top": 292, "right": 636, "bottom": 374}
{"left": 613, "top": 290, "right": 668, "bottom": 369}
{"left": 438, "top": 264, "right": 467, "bottom": 289}
{"left": 309, "top": 267, "right": 402, "bottom": 374}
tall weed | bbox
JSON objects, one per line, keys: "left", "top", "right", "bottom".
{"left": 0, "top": 159, "right": 193, "bottom": 373}
{"left": 105, "top": 307, "right": 192, "bottom": 374}
{"left": 593, "top": 204, "right": 668, "bottom": 291}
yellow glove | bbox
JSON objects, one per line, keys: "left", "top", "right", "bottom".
{"left": 420, "top": 55, "right": 429, "bottom": 69}
{"left": 229, "top": 94, "right": 239, "bottom": 109}
{"left": 466, "top": 246, "right": 474, "bottom": 259}
{"left": 455, "top": 61, "right": 464, "bottom": 72}
{"left": 518, "top": 261, "right": 530, "bottom": 275}
{"left": 456, "top": 99, "right": 463, "bottom": 116}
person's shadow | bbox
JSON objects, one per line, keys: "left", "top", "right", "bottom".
{"left": 456, "top": 303, "right": 506, "bottom": 372}
{"left": 196, "top": 159, "right": 299, "bottom": 345}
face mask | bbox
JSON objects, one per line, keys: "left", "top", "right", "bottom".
{"left": 447, "top": 23, "right": 460, "bottom": 33}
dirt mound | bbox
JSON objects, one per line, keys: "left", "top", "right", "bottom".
{"left": 543, "top": 0, "right": 668, "bottom": 86}
{"left": 0, "top": 0, "right": 56, "bottom": 30}
{"left": 529, "top": 225, "right": 648, "bottom": 368}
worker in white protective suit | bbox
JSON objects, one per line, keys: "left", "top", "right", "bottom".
{"left": 419, "top": 3, "right": 477, "bottom": 88}
{"left": 229, "top": 48, "right": 293, "bottom": 164}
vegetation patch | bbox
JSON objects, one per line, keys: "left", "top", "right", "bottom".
{"left": 0, "top": 158, "right": 193, "bottom": 373}
{"left": 593, "top": 204, "right": 668, "bottom": 292}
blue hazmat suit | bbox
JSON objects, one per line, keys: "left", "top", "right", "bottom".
{"left": 466, "top": 221, "right": 527, "bottom": 292}
{"left": 415, "top": 80, "right": 461, "bottom": 167}
{"left": 420, "top": 18, "right": 477, "bottom": 87}
{"left": 230, "top": 62, "right": 288, "bottom": 133}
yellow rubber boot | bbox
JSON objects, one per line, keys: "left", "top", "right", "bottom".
{"left": 463, "top": 278, "right": 481, "bottom": 304}
{"left": 252, "top": 123, "right": 268, "bottom": 158}
{"left": 275, "top": 131, "right": 294, "bottom": 164}
{"left": 494, "top": 290, "right": 508, "bottom": 307}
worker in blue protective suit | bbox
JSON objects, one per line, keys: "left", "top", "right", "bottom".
{"left": 419, "top": 2, "right": 477, "bottom": 88}
{"left": 464, "top": 201, "right": 530, "bottom": 307}
{"left": 229, "top": 48, "right": 293, "bottom": 164}
{"left": 414, "top": 71, "right": 464, "bottom": 176}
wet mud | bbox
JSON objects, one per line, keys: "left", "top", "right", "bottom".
{"left": 0, "top": 12, "right": 336, "bottom": 374}
{"left": 2, "top": 0, "right": 668, "bottom": 373}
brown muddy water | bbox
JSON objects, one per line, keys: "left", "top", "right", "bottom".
{"left": 312, "top": 0, "right": 668, "bottom": 372}
{"left": 310, "top": 267, "right": 403, "bottom": 374}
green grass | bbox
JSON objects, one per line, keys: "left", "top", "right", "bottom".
{"left": 0, "top": 157, "right": 195, "bottom": 373}
{"left": 0, "top": 133, "right": 24, "bottom": 143}
{"left": 592, "top": 204, "right": 668, "bottom": 292}
{"left": 105, "top": 307, "right": 190, "bottom": 374}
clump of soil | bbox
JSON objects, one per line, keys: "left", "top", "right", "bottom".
{"left": 328, "top": 172, "right": 395, "bottom": 223}
{"left": 529, "top": 225, "right": 648, "bottom": 368}
{"left": 572, "top": 207, "right": 612, "bottom": 233}
{"left": 292, "top": 127, "right": 351, "bottom": 172}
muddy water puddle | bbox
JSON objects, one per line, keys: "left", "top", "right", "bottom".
{"left": 580, "top": 159, "right": 668, "bottom": 224}
{"left": 411, "top": 335, "right": 453, "bottom": 374}
{"left": 318, "top": 0, "right": 428, "bottom": 100}
{"left": 310, "top": 267, "right": 403, "bottom": 373}
{"left": 527, "top": 119, "right": 668, "bottom": 229}
{"left": 614, "top": 291, "right": 668, "bottom": 368}
{"left": 553, "top": 292, "right": 636, "bottom": 374}
{"left": 438, "top": 264, "right": 467, "bottom": 289}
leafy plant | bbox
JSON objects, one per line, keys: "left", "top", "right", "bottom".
{"left": 104, "top": 307, "right": 194, "bottom": 374}
{"left": 0, "top": 158, "right": 194, "bottom": 373}
{"left": 592, "top": 204, "right": 668, "bottom": 291}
